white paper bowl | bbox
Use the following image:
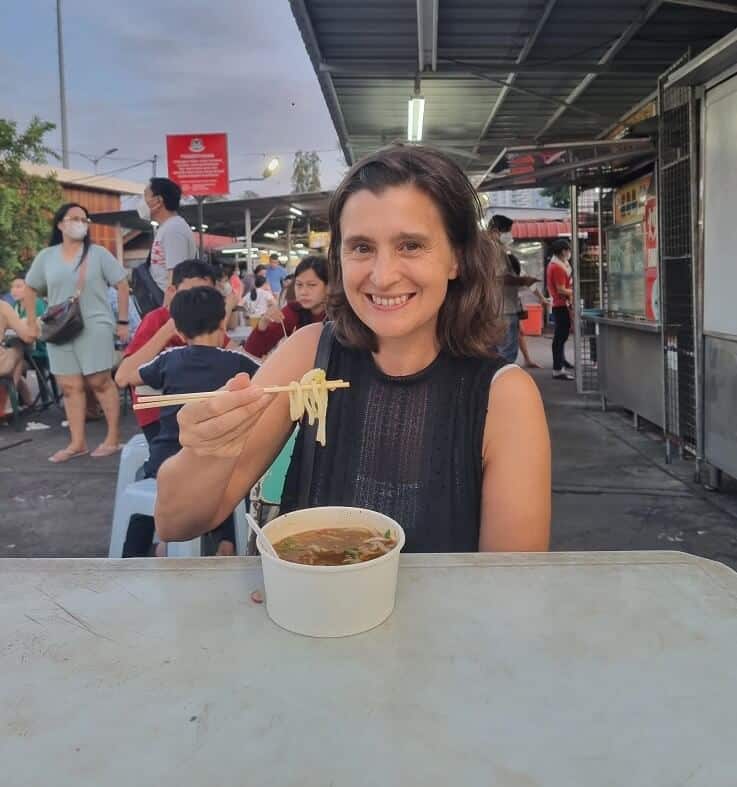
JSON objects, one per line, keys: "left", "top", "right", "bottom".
{"left": 259, "top": 506, "right": 405, "bottom": 638}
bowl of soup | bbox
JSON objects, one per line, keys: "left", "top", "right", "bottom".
{"left": 258, "top": 506, "right": 405, "bottom": 637}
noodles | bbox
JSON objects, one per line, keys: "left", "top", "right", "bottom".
{"left": 287, "top": 368, "right": 333, "bottom": 446}
{"left": 273, "top": 527, "right": 398, "bottom": 566}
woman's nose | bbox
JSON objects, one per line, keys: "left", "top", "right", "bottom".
{"left": 369, "top": 249, "right": 402, "bottom": 290}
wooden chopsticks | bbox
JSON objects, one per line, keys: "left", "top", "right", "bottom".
{"left": 132, "top": 380, "right": 350, "bottom": 411}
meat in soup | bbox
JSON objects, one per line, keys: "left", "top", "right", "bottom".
{"left": 272, "top": 527, "right": 397, "bottom": 566}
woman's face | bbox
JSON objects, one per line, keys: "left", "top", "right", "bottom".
{"left": 294, "top": 268, "right": 327, "bottom": 312}
{"left": 58, "top": 206, "right": 89, "bottom": 241}
{"left": 339, "top": 184, "right": 458, "bottom": 343}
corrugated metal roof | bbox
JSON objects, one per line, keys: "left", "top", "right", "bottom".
{"left": 289, "top": 0, "right": 737, "bottom": 179}
{"left": 513, "top": 219, "right": 571, "bottom": 239}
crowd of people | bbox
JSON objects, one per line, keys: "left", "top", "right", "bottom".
{"left": 3, "top": 147, "right": 570, "bottom": 556}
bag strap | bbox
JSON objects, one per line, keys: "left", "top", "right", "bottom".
{"left": 73, "top": 246, "right": 90, "bottom": 296}
{"left": 297, "top": 321, "right": 335, "bottom": 509}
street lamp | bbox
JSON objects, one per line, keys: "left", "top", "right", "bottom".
{"left": 79, "top": 147, "right": 119, "bottom": 173}
{"left": 230, "top": 156, "right": 281, "bottom": 184}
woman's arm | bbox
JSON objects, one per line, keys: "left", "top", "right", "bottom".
{"left": 155, "top": 323, "right": 321, "bottom": 541}
{"left": 0, "top": 301, "right": 33, "bottom": 343}
{"left": 22, "top": 287, "right": 40, "bottom": 339}
{"left": 479, "top": 368, "right": 551, "bottom": 551}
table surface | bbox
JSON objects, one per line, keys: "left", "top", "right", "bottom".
{"left": 2, "top": 552, "right": 737, "bottom": 787}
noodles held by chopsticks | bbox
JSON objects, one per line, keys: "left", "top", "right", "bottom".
{"left": 289, "top": 368, "right": 331, "bottom": 445}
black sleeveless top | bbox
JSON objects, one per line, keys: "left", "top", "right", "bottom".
{"left": 280, "top": 340, "right": 508, "bottom": 552}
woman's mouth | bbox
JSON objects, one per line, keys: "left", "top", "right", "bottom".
{"left": 365, "top": 293, "right": 416, "bottom": 311}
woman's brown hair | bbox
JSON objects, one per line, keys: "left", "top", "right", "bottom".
{"left": 327, "top": 145, "right": 504, "bottom": 357}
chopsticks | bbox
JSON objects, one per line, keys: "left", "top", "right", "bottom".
{"left": 132, "top": 380, "right": 351, "bottom": 411}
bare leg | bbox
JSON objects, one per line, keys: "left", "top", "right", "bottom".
{"left": 56, "top": 374, "right": 88, "bottom": 452}
{"left": 85, "top": 370, "right": 121, "bottom": 449}
{"left": 518, "top": 332, "right": 541, "bottom": 368}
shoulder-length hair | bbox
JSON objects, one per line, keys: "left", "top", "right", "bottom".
{"left": 49, "top": 202, "right": 91, "bottom": 259}
{"left": 327, "top": 145, "right": 504, "bottom": 357}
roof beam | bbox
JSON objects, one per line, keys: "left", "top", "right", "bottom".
{"left": 665, "top": 0, "right": 737, "bottom": 12}
{"left": 416, "top": 0, "right": 439, "bottom": 72}
{"left": 289, "top": 0, "right": 354, "bottom": 165}
{"left": 535, "top": 0, "right": 665, "bottom": 141}
{"left": 474, "top": 0, "right": 559, "bottom": 154}
{"left": 319, "top": 60, "right": 663, "bottom": 77}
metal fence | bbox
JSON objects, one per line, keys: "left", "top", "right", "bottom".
{"left": 658, "top": 66, "right": 701, "bottom": 460}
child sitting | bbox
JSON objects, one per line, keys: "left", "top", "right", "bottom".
{"left": 123, "top": 286, "right": 259, "bottom": 556}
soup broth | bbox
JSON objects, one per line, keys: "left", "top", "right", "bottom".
{"left": 272, "top": 527, "right": 397, "bottom": 566}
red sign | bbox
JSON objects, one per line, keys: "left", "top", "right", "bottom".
{"left": 166, "top": 133, "right": 229, "bottom": 196}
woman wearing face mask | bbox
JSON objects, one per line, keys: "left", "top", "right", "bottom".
{"left": 243, "top": 256, "right": 328, "bottom": 358}
{"left": 546, "top": 238, "right": 575, "bottom": 380}
{"left": 24, "top": 203, "right": 130, "bottom": 462}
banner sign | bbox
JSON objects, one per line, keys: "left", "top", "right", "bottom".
{"left": 166, "top": 133, "right": 229, "bottom": 196}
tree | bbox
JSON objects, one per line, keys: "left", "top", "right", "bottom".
{"left": 541, "top": 185, "right": 571, "bottom": 210}
{"left": 291, "top": 150, "right": 321, "bottom": 193}
{"left": 0, "top": 117, "right": 63, "bottom": 289}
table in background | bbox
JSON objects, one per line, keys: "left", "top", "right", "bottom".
{"left": 226, "top": 325, "right": 252, "bottom": 344}
{"left": 2, "top": 552, "right": 737, "bottom": 786}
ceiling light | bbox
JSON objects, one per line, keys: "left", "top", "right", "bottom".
{"left": 407, "top": 95, "right": 425, "bottom": 142}
{"left": 289, "top": 206, "right": 304, "bottom": 217}
{"left": 263, "top": 231, "right": 279, "bottom": 239}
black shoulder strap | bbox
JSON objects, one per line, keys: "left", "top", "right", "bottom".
{"left": 297, "top": 321, "right": 335, "bottom": 509}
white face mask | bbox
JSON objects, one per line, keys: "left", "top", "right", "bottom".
{"left": 499, "top": 231, "right": 514, "bottom": 247}
{"left": 65, "top": 222, "right": 88, "bottom": 241}
{"left": 137, "top": 197, "right": 151, "bottom": 222}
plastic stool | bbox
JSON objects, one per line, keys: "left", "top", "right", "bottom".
{"left": 114, "top": 434, "right": 150, "bottom": 510}
{"left": 108, "top": 478, "right": 161, "bottom": 558}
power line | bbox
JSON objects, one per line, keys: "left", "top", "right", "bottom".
{"left": 64, "top": 160, "right": 152, "bottom": 183}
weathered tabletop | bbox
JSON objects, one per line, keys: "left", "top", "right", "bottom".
{"left": 2, "top": 552, "right": 736, "bottom": 787}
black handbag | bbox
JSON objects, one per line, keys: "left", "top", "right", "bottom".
{"left": 131, "top": 251, "right": 164, "bottom": 317}
{"left": 40, "top": 249, "right": 88, "bottom": 345}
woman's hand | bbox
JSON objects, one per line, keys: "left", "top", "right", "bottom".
{"left": 116, "top": 324, "right": 130, "bottom": 345}
{"left": 176, "top": 373, "right": 274, "bottom": 458}
{"left": 264, "top": 304, "right": 284, "bottom": 324}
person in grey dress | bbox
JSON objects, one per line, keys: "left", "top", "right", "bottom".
{"left": 24, "top": 203, "right": 130, "bottom": 463}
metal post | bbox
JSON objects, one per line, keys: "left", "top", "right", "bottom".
{"left": 287, "top": 217, "right": 294, "bottom": 264}
{"left": 152, "top": 155, "right": 158, "bottom": 178}
{"left": 56, "top": 0, "right": 69, "bottom": 168}
{"left": 245, "top": 207, "right": 252, "bottom": 273}
{"left": 197, "top": 197, "right": 205, "bottom": 257}
{"left": 571, "top": 184, "right": 583, "bottom": 395}
{"left": 597, "top": 188, "right": 604, "bottom": 308}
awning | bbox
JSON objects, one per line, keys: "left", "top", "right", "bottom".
{"left": 478, "top": 138, "right": 655, "bottom": 191}
{"left": 290, "top": 0, "right": 737, "bottom": 178}
{"left": 513, "top": 220, "right": 571, "bottom": 240}
{"left": 90, "top": 191, "right": 332, "bottom": 239}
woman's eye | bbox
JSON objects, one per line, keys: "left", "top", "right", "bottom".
{"left": 351, "top": 243, "right": 371, "bottom": 254}
{"left": 400, "top": 241, "right": 422, "bottom": 252}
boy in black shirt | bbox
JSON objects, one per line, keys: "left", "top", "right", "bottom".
{"left": 124, "top": 286, "right": 259, "bottom": 556}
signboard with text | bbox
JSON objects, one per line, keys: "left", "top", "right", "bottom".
{"left": 166, "top": 133, "right": 229, "bottom": 196}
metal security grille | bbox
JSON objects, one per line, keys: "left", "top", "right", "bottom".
{"left": 572, "top": 186, "right": 612, "bottom": 394}
{"left": 658, "top": 67, "right": 699, "bottom": 458}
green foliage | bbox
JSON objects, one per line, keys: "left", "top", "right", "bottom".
{"left": 291, "top": 150, "right": 321, "bottom": 194}
{"left": 0, "top": 117, "right": 63, "bottom": 290}
{"left": 541, "top": 185, "right": 571, "bottom": 210}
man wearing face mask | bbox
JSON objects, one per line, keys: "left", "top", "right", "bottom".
{"left": 137, "top": 178, "right": 196, "bottom": 293}
{"left": 490, "top": 214, "right": 539, "bottom": 364}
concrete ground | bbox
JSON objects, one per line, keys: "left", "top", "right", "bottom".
{"left": 1, "top": 335, "right": 736, "bottom": 568}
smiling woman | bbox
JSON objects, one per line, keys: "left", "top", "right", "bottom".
{"left": 156, "top": 145, "right": 551, "bottom": 554}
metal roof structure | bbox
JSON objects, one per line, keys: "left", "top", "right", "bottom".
{"left": 90, "top": 191, "right": 332, "bottom": 240}
{"left": 290, "top": 0, "right": 737, "bottom": 181}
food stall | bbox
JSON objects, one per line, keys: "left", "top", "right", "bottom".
{"left": 594, "top": 172, "right": 664, "bottom": 428}
{"left": 667, "top": 29, "right": 737, "bottom": 486}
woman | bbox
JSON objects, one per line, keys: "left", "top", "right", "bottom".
{"left": 546, "top": 238, "right": 575, "bottom": 380}
{"left": 24, "top": 203, "right": 130, "bottom": 462}
{"left": 243, "top": 256, "right": 327, "bottom": 358}
{"left": 156, "top": 146, "right": 550, "bottom": 552}
{"left": 243, "top": 273, "right": 276, "bottom": 320}
{"left": 0, "top": 300, "right": 35, "bottom": 408}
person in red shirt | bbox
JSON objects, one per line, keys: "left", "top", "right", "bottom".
{"left": 115, "top": 259, "right": 217, "bottom": 444}
{"left": 243, "top": 255, "right": 327, "bottom": 358}
{"left": 546, "top": 238, "right": 575, "bottom": 380}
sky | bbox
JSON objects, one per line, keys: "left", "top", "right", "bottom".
{"left": 1, "top": 0, "right": 347, "bottom": 197}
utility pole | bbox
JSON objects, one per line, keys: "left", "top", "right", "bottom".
{"left": 151, "top": 154, "right": 158, "bottom": 178}
{"left": 56, "top": 0, "right": 70, "bottom": 168}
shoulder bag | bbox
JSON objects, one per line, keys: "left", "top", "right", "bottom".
{"left": 40, "top": 248, "right": 89, "bottom": 345}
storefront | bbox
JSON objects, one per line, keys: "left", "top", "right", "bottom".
{"left": 667, "top": 29, "right": 737, "bottom": 486}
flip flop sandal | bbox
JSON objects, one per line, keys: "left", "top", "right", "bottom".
{"left": 90, "top": 443, "right": 123, "bottom": 458}
{"left": 49, "top": 448, "right": 89, "bottom": 464}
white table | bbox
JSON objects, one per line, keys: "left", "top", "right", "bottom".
{"left": 2, "top": 552, "right": 737, "bottom": 786}
{"left": 226, "top": 325, "right": 252, "bottom": 344}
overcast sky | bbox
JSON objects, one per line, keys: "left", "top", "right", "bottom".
{"left": 2, "top": 0, "right": 346, "bottom": 196}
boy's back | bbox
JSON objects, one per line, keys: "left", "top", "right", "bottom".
{"left": 139, "top": 345, "right": 258, "bottom": 476}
